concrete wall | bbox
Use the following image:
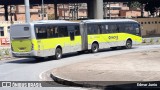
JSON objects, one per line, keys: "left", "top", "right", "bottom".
{"left": 133, "top": 18, "right": 160, "bottom": 37}
{"left": 87, "top": 0, "right": 103, "bottom": 19}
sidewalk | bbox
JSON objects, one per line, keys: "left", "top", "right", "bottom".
{"left": 50, "top": 48, "right": 160, "bottom": 89}
{"left": 142, "top": 37, "right": 160, "bottom": 43}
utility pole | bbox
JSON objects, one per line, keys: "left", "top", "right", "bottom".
{"left": 103, "top": 2, "right": 107, "bottom": 19}
{"left": 109, "top": 2, "right": 111, "bottom": 19}
{"left": 24, "top": 0, "right": 30, "bottom": 23}
{"left": 10, "top": 5, "right": 13, "bottom": 23}
{"left": 41, "top": 0, "right": 44, "bottom": 20}
{"left": 76, "top": 3, "right": 79, "bottom": 20}
{"left": 4, "top": 5, "right": 9, "bottom": 21}
{"left": 74, "top": 3, "right": 76, "bottom": 20}
{"left": 141, "top": 4, "right": 144, "bottom": 18}
{"left": 63, "top": 4, "right": 65, "bottom": 19}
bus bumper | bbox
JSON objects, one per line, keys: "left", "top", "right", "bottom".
{"left": 12, "top": 51, "right": 37, "bottom": 58}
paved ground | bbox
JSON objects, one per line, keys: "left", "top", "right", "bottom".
{"left": 51, "top": 47, "right": 160, "bottom": 89}
{"left": 0, "top": 45, "right": 160, "bottom": 90}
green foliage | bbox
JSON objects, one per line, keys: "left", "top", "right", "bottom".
{"left": 0, "top": 48, "right": 11, "bottom": 60}
{"left": 142, "top": 0, "right": 160, "bottom": 16}
{"left": 4, "top": 49, "right": 10, "bottom": 55}
{"left": 150, "top": 38, "right": 154, "bottom": 43}
{"left": 48, "top": 14, "right": 55, "bottom": 20}
{"left": 157, "top": 39, "right": 160, "bottom": 43}
{"left": 143, "top": 39, "right": 146, "bottom": 43}
{"left": 0, "top": 49, "right": 2, "bottom": 56}
{"left": 128, "top": 1, "right": 141, "bottom": 9}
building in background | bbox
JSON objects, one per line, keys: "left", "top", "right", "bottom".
{"left": 0, "top": 3, "right": 159, "bottom": 46}
{"left": 0, "top": 2, "right": 152, "bottom": 21}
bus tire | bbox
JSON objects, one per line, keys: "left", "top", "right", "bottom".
{"left": 124, "top": 40, "right": 132, "bottom": 49}
{"left": 55, "top": 48, "right": 62, "bottom": 60}
{"left": 91, "top": 43, "right": 99, "bottom": 53}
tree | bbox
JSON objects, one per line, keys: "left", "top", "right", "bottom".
{"left": 128, "top": 1, "right": 141, "bottom": 10}
{"left": 48, "top": 14, "right": 55, "bottom": 20}
{"left": 139, "top": 0, "right": 160, "bottom": 16}
{"left": 145, "top": 3, "right": 156, "bottom": 16}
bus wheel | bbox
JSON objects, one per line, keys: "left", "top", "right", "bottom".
{"left": 55, "top": 48, "right": 62, "bottom": 60}
{"left": 125, "top": 40, "right": 132, "bottom": 49}
{"left": 91, "top": 43, "right": 99, "bottom": 53}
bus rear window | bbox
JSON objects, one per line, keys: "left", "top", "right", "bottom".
{"left": 11, "top": 25, "right": 31, "bottom": 39}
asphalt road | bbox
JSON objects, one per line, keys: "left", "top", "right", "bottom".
{"left": 0, "top": 45, "right": 160, "bottom": 90}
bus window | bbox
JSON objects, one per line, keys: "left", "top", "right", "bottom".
{"left": 47, "top": 26, "right": 53, "bottom": 38}
{"left": 118, "top": 24, "right": 125, "bottom": 33}
{"left": 58, "top": 26, "right": 68, "bottom": 37}
{"left": 124, "top": 24, "right": 134, "bottom": 34}
{"left": 47, "top": 26, "right": 58, "bottom": 38}
{"left": 100, "top": 25, "right": 105, "bottom": 34}
{"left": 133, "top": 24, "right": 141, "bottom": 36}
{"left": 75, "top": 26, "right": 80, "bottom": 36}
{"left": 67, "top": 25, "right": 80, "bottom": 36}
{"left": 35, "top": 26, "right": 47, "bottom": 39}
{"left": 108, "top": 24, "right": 118, "bottom": 33}
{"left": 99, "top": 24, "right": 108, "bottom": 34}
{"left": 87, "top": 24, "right": 99, "bottom": 35}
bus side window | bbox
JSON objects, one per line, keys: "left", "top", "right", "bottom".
{"left": 58, "top": 26, "right": 68, "bottom": 37}
{"left": 134, "top": 24, "right": 140, "bottom": 36}
{"left": 108, "top": 24, "right": 118, "bottom": 33}
{"left": 124, "top": 24, "right": 133, "bottom": 34}
{"left": 100, "top": 25, "right": 107, "bottom": 34}
{"left": 47, "top": 26, "right": 52, "bottom": 38}
{"left": 35, "top": 26, "right": 47, "bottom": 39}
{"left": 54, "top": 27, "right": 58, "bottom": 37}
{"left": 87, "top": 25, "right": 92, "bottom": 34}
{"left": 75, "top": 26, "right": 80, "bottom": 36}
{"left": 87, "top": 24, "right": 99, "bottom": 35}
{"left": 68, "top": 25, "right": 80, "bottom": 36}
{"left": 128, "top": 24, "right": 135, "bottom": 35}
{"left": 100, "top": 25, "right": 108, "bottom": 34}
{"left": 118, "top": 24, "right": 125, "bottom": 33}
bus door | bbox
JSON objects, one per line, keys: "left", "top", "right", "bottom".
{"left": 37, "top": 40, "right": 44, "bottom": 56}
{"left": 69, "top": 30, "right": 76, "bottom": 52}
{"left": 35, "top": 26, "right": 47, "bottom": 57}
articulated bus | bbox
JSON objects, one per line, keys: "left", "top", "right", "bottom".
{"left": 10, "top": 19, "right": 142, "bottom": 60}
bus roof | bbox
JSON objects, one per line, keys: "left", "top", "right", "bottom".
{"left": 31, "top": 20, "right": 78, "bottom": 24}
{"left": 81, "top": 19, "right": 138, "bottom": 23}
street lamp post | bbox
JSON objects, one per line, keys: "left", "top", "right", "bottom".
{"left": 41, "top": 0, "right": 44, "bottom": 20}
{"left": 24, "top": 0, "right": 30, "bottom": 23}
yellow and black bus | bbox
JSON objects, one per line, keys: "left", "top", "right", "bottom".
{"left": 80, "top": 19, "right": 142, "bottom": 53}
{"left": 10, "top": 19, "right": 142, "bottom": 60}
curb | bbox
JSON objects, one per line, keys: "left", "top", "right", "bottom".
{"left": 50, "top": 73, "right": 160, "bottom": 90}
{"left": 50, "top": 73, "right": 104, "bottom": 89}
{"left": 142, "top": 37, "right": 160, "bottom": 43}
